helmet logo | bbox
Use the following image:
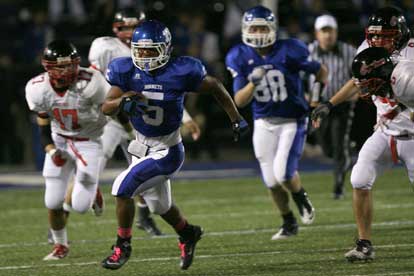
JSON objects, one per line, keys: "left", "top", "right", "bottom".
{"left": 138, "top": 39, "right": 153, "bottom": 43}
{"left": 368, "top": 25, "right": 382, "bottom": 31}
{"left": 163, "top": 28, "right": 171, "bottom": 43}
{"left": 56, "top": 56, "right": 71, "bottom": 63}
{"left": 360, "top": 58, "right": 386, "bottom": 75}
{"left": 390, "top": 16, "right": 398, "bottom": 27}
{"left": 123, "top": 17, "right": 139, "bottom": 25}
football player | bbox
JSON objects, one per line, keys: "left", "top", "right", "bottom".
{"left": 225, "top": 5, "right": 327, "bottom": 240}
{"left": 311, "top": 6, "right": 413, "bottom": 128}
{"left": 343, "top": 47, "right": 414, "bottom": 262}
{"left": 88, "top": 9, "right": 201, "bottom": 235}
{"left": 101, "top": 20, "right": 248, "bottom": 270}
{"left": 311, "top": 6, "right": 413, "bottom": 262}
{"left": 25, "top": 40, "right": 109, "bottom": 260}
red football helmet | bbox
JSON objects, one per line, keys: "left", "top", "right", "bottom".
{"left": 352, "top": 47, "right": 394, "bottom": 98}
{"left": 113, "top": 8, "right": 146, "bottom": 45}
{"left": 42, "top": 40, "right": 80, "bottom": 89}
{"left": 365, "top": 6, "right": 411, "bottom": 53}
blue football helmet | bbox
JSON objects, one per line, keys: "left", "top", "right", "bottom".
{"left": 131, "top": 20, "right": 172, "bottom": 71}
{"left": 242, "top": 6, "right": 277, "bottom": 48}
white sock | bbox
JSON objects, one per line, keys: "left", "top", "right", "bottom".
{"left": 137, "top": 202, "right": 147, "bottom": 208}
{"left": 51, "top": 228, "right": 68, "bottom": 246}
{"left": 63, "top": 203, "right": 73, "bottom": 212}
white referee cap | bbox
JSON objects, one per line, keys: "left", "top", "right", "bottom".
{"left": 314, "top": 14, "right": 338, "bottom": 30}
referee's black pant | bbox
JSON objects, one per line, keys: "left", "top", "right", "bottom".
{"left": 316, "top": 101, "right": 354, "bottom": 197}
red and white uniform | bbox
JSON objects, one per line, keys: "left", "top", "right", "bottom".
{"left": 25, "top": 68, "right": 110, "bottom": 213}
{"left": 351, "top": 41, "right": 414, "bottom": 189}
{"left": 89, "top": 36, "right": 130, "bottom": 74}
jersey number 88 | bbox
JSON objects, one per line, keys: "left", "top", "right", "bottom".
{"left": 254, "top": 69, "right": 288, "bottom": 103}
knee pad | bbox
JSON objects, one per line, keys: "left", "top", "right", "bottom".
{"left": 145, "top": 197, "right": 172, "bottom": 215}
{"left": 71, "top": 198, "right": 93, "bottom": 214}
{"left": 262, "top": 174, "right": 278, "bottom": 188}
{"left": 257, "top": 161, "right": 278, "bottom": 188}
{"left": 350, "top": 161, "right": 375, "bottom": 190}
{"left": 141, "top": 181, "right": 172, "bottom": 215}
{"left": 71, "top": 181, "right": 97, "bottom": 214}
{"left": 274, "top": 168, "right": 287, "bottom": 184}
{"left": 45, "top": 197, "right": 64, "bottom": 210}
{"left": 44, "top": 178, "right": 66, "bottom": 210}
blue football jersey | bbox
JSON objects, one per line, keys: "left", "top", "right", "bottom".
{"left": 226, "top": 39, "right": 321, "bottom": 119}
{"left": 106, "top": 56, "right": 206, "bottom": 137}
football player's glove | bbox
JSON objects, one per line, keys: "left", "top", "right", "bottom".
{"left": 120, "top": 93, "right": 148, "bottom": 117}
{"left": 232, "top": 118, "right": 249, "bottom": 142}
{"left": 48, "top": 148, "right": 68, "bottom": 167}
{"left": 247, "top": 66, "right": 266, "bottom": 86}
{"left": 311, "top": 101, "right": 333, "bottom": 122}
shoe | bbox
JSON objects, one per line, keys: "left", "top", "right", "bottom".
{"left": 136, "top": 217, "right": 163, "bottom": 236}
{"left": 333, "top": 185, "right": 345, "bottom": 200}
{"left": 292, "top": 190, "right": 315, "bottom": 225}
{"left": 333, "top": 192, "right": 344, "bottom": 200}
{"left": 102, "top": 242, "right": 132, "bottom": 270}
{"left": 43, "top": 244, "right": 69, "bottom": 260}
{"left": 345, "top": 239, "right": 375, "bottom": 262}
{"left": 47, "top": 229, "right": 54, "bottom": 244}
{"left": 271, "top": 222, "right": 298, "bottom": 240}
{"left": 178, "top": 225, "right": 203, "bottom": 270}
{"left": 92, "top": 187, "right": 104, "bottom": 216}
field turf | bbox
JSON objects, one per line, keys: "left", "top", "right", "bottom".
{"left": 1, "top": 169, "right": 414, "bottom": 275}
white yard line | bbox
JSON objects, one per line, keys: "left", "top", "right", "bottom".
{"left": 2, "top": 201, "right": 414, "bottom": 218}
{"left": 1, "top": 242, "right": 414, "bottom": 271}
{"left": 350, "top": 272, "right": 414, "bottom": 276}
{"left": 1, "top": 220, "right": 414, "bottom": 250}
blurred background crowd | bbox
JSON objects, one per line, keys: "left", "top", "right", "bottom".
{"left": 1, "top": 0, "right": 413, "bottom": 169}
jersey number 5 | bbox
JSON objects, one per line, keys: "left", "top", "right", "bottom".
{"left": 254, "top": 69, "right": 288, "bottom": 102}
{"left": 141, "top": 91, "right": 164, "bottom": 126}
{"left": 143, "top": 105, "right": 163, "bottom": 126}
{"left": 53, "top": 108, "right": 80, "bottom": 130}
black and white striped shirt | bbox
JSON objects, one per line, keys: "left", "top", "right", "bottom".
{"left": 308, "top": 40, "right": 356, "bottom": 100}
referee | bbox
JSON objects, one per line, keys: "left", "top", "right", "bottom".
{"left": 308, "top": 14, "right": 356, "bottom": 199}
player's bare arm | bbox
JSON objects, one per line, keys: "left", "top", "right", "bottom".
{"left": 196, "top": 75, "right": 242, "bottom": 122}
{"left": 102, "top": 86, "right": 143, "bottom": 115}
{"left": 233, "top": 65, "right": 269, "bottom": 108}
{"left": 311, "top": 79, "right": 360, "bottom": 128}
{"left": 330, "top": 79, "right": 359, "bottom": 106}
{"left": 234, "top": 82, "right": 256, "bottom": 108}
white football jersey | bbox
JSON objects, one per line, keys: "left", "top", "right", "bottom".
{"left": 357, "top": 38, "right": 414, "bottom": 62}
{"left": 391, "top": 60, "right": 414, "bottom": 108}
{"left": 372, "top": 96, "right": 414, "bottom": 136}
{"left": 88, "top": 36, "right": 130, "bottom": 73}
{"left": 25, "top": 67, "right": 110, "bottom": 139}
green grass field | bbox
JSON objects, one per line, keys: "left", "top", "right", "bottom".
{"left": 1, "top": 168, "right": 414, "bottom": 276}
